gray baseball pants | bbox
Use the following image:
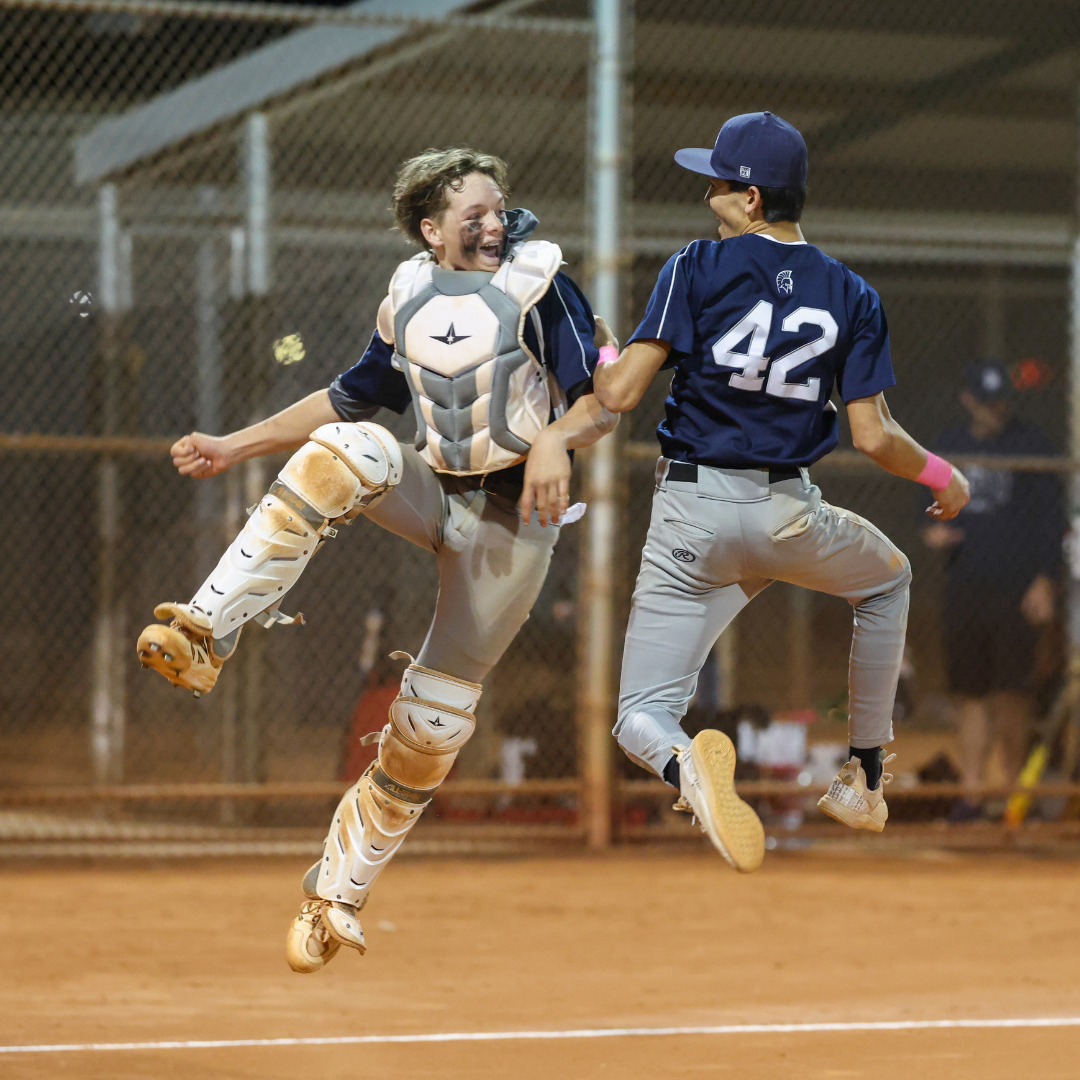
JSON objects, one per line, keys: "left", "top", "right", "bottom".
{"left": 363, "top": 444, "right": 560, "bottom": 683}
{"left": 614, "top": 459, "right": 911, "bottom": 778}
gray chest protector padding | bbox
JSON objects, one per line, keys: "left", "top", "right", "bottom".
{"left": 387, "top": 241, "right": 563, "bottom": 476}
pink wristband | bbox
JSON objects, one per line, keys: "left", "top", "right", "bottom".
{"left": 597, "top": 345, "right": 618, "bottom": 365}
{"left": 917, "top": 452, "right": 953, "bottom": 491}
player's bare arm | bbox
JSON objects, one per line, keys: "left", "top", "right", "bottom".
{"left": 171, "top": 389, "right": 339, "bottom": 478}
{"left": 593, "top": 338, "right": 670, "bottom": 413}
{"left": 847, "top": 392, "right": 970, "bottom": 520}
{"left": 519, "top": 392, "right": 618, "bottom": 527}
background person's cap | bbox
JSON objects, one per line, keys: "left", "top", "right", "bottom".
{"left": 674, "top": 111, "right": 808, "bottom": 188}
{"left": 962, "top": 360, "right": 1014, "bottom": 402}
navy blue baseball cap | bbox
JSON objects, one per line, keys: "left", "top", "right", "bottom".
{"left": 963, "top": 360, "right": 1014, "bottom": 402}
{"left": 675, "top": 112, "right": 808, "bottom": 188}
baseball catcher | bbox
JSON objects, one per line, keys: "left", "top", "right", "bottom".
{"left": 136, "top": 148, "right": 616, "bottom": 972}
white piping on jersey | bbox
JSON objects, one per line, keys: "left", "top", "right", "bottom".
{"left": 752, "top": 233, "right": 807, "bottom": 246}
{"left": 657, "top": 240, "right": 701, "bottom": 339}
{"left": 529, "top": 306, "right": 546, "bottom": 368}
{"left": 552, "top": 274, "right": 590, "bottom": 380}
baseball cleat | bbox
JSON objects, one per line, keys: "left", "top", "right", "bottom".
{"left": 285, "top": 901, "right": 366, "bottom": 973}
{"left": 136, "top": 603, "right": 236, "bottom": 697}
{"left": 673, "top": 730, "right": 765, "bottom": 873}
{"left": 285, "top": 902, "right": 343, "bottom": 974}
{"left": 817, "top": 754, "right": 895, "bottom": 832}
{"left": 285, "top": 862, "right": 367, "bottom": 974}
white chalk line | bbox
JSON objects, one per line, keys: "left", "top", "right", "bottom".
{"left": 3, "top": 1017, "right": 1080, "bottom": 1054}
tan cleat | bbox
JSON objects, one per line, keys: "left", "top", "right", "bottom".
{"left": 673, "top": 729, "right": 765, "bottom": 873}
{"left": 817, "top": 754, "right": 895, "bottom": 832}
{"left": 285, "top": 861, "right": 366, "bottom": 974}
{"left": 136, "top": 603, "right": 235, "bottom": 697}
{"left": 286, "top": 902, "right": 343, "bottom": 974}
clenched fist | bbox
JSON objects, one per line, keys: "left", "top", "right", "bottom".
{"left": 171, "top": 432, "right": 233, "bottom": 478}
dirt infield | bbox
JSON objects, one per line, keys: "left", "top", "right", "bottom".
{"left": 1, "top": 848, "right": 1078, "bottom": 1078}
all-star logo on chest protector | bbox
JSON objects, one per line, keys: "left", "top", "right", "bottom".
{"left": 431, "top": 324, "right": 470, "bottom": 346}
{"left": 384, "top": 241, "right": 564, "bottom": 475}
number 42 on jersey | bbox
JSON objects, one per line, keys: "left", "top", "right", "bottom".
{"left": 711, "top": 300, "right": 837, "bottom": 402}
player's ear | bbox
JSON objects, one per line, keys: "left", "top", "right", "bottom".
{"left": 746, "top": 185, "right": 764, "bottom": 217}
{"left": 419, "top": 216, "right": 443, "bottom": 250}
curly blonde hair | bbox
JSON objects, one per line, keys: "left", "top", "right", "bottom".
{"left": 392, "top": 147, "right": 510, "bottom": 249}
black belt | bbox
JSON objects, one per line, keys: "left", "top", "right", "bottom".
{"left": 441, "top": 463, "right": 525, "bottom": 504}
{"left": 667, "top": 461, "right": 802, "bottom": 485}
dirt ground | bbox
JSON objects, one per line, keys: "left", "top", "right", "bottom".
{"left": 1, "top": 849, "right": 1078, "bottom": 1079}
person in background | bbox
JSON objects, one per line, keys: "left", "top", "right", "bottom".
{"left": 923, "top": 360, "right": 1065, "bottom": 819}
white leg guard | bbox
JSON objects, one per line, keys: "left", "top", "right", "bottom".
{"left": 314, "top": 656, "right": 481, "bottom": 947}
{"left": 138, "top": 423, "right": 401, "bottom": 696}
{"left": 193, "top": 422, "right": 403, "bottom": 638}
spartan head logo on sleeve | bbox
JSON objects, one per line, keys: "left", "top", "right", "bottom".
{"left": 776, "top": 270, "right": 794, "bottom": 296}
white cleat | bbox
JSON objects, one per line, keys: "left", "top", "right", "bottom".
{"left": 285, "top": 861, "right": 366, "bottom": 974}
{"left": 673, "top": 730, "right": 765, "bottom": 873}
{"left": 817, "top": 754, "right": 895, "bottom": 832}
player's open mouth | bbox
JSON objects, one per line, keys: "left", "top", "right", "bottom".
{"left": 479, "top": 240, "right": 502, "bottom": 261}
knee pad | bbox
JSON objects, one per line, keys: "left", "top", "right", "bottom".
{"left": 190, "top": 422, "right": 402, "bottom": 638}
{"left": 287, "top": 421, "right": 403, "bottom": 518}
{"left": 317, "top": 657, "right": 481, "bottom": 907}
{"left": 379, "top": 655, "right": 481, "bottom": 790}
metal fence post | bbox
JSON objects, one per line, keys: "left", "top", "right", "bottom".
{"left": 90, "top": 183, "right": 126, "bottom": 787}
{"left": 579, "top": 0, "right": 628, "bottom": 849}
{"left": 1068, "top": 83, "right": 1080, "bottom": 747}
{"left": 239, "top": 112, "right": 272, "bottom": 784}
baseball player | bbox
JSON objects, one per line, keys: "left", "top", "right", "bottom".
{"left": 593, "top": 112, "right": 970, "bottom": 869}
{"left": 136, "top": 148, "right": 615, "bottom": 971}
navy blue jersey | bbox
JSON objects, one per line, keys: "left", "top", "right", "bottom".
{"left": 630, "top": 235, "right": 895, "bottom": 468}
{"left": 329, "top": 269, "right": 598, "bottom": 422}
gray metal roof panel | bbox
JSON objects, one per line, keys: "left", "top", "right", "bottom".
{"left": 75, "top": 0, "right": 476, "bottom": 184}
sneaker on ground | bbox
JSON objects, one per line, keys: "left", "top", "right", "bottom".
{"left": 817, "top": 754, "right": 895, "bottom": 832}
{"left": 136, "top": 602, "right": 232, "bottom": 697}
{"left": 673, "top": 729, "right": 765, "bottom": 873}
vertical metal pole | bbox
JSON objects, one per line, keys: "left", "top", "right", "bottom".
{"left": 195, "top": 187, "right": 224, "bottom": 583}
{"left": 240, "top": 113, "right": 272, "bottom": 784}
{"left": 1070, "top": 84, "right": 1080, "bottom": 529}
{"left": 1067, "top": 83, "right": 1080, "bottom": 762}
{"left": 91, "top": 184, "right": 126, "bottom": 786}
{"left": 580, "top": 0, "right": 628, "bottom": 849}
{"left": 91, "top": 457, "right": 122, "bottom": 785}
{"left": 194, "top": 185, "right": 234, "bottom": 817}
{"left": 244, "top": 113, "right": 271, "bottom": 299}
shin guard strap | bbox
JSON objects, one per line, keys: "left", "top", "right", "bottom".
{"left": 370, "top": 766, "right": 437, "bottom": 806}
{"left": 268, "top": 479, "right": 327, "bottom": 529}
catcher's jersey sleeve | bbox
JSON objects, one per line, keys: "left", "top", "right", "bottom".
{"left": 328, "top": 270, "right": 599, "bottom": 422}
{"left": 629, "top": 235, "right": 896, "bottom": 468}
{"left": 532, "top": 270, "right": 601, "bottom": 405}
{"left": 328, "top": 331, "right": 412, "bottom": 421}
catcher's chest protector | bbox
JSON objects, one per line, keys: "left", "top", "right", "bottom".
{"left": 387, "top": 241, "right": 563, "bottom": 475}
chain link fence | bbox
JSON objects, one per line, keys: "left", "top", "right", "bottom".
{"left": 1, "top": 0, "right": 1078, "bottom": 848}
